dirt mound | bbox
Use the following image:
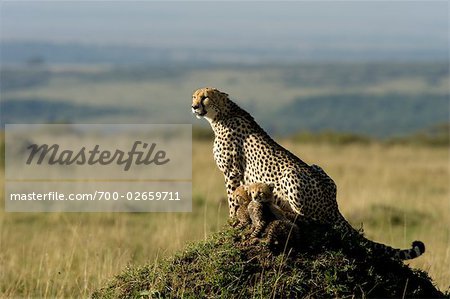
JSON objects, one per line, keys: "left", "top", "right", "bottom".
{"left": 93, "top": 222, "right": 444, "bottom": 298}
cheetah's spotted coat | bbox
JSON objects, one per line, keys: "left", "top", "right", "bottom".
{"left": 232, "top": 183, "right": 300, "bottom": 247}
{"left": 192, "top": 87, "right": 425, "bottom": 260}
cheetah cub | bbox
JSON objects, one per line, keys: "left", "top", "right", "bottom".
{"left": 230, "top": 185, "right": 252, "bottom": 229}
{"left": 247, "top": 183, "right": 300, "bottom": 247}
{"left": 265, "top": 219, "right": 301, "bottom": 249}
{"left": 231, "top": 183, "right": 300, "bottom": 247}
{"left": 247, "top": 183, "right": 283, "bottom": 238}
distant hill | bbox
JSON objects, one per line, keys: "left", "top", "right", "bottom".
{"left": 277, "top": 93, "right": 449, "bottom": 138}
{"left": 1, "top": 62, "right": 448, "bottom": 138}
{"left": 1, "top": 98, "right": 137, "bottom": 126}
{"left": 1, "top": 41, "right": 448, "bottom": 66}
{"left": 0, "top": 41, "right": 173, "bottom": 66}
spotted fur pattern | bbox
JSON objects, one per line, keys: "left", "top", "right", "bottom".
{"left": 265, "top": 220, "right": 300, "bottom": 249}
{"left": 247, "top": 183, "right": 300, "bottom": 245}
{"left": 232, "top": 182, "right": 300, "bottom": 248}
{"left": 231, "top": 183, "right": 285, "bottom": 237}
{"left": 192, "top": 87, "right": 425, "bottom": 260}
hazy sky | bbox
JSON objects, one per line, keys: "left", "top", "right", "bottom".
{"left": 1, "top": 1, "right": 448, "bottom": 51}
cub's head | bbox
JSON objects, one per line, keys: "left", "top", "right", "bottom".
{"left": 191, "top": 87, "right": 229, "bottom": 122}
{"left": 230, "top": 185, "right": 251, "bottom": 217}
{"left": 232, "top": 185, "right": 251, "bottom": 206}
{"left": 248, "top": 183, "right": 275, "bottom": 203}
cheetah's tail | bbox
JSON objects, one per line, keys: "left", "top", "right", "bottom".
{"left": 371, "top": 239, "right": 425, "bottom": 260}
{"left": 336, "top": 215, "right": 425, "bottom": 260}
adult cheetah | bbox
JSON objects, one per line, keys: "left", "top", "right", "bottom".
{"left": 191, "top": 87, "right": 425, "bottom": 260}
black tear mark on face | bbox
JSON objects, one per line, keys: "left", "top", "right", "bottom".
{"left": 198, "top": 95, "right": 207, "bottom": 116}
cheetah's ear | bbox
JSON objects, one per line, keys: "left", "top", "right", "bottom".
{"left": 268, "top": 183, "right": 275, "bottom": 192}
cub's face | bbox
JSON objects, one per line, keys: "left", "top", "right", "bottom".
{"left": 248, "top": 183, "right": 275, "bottom": 203}
{"left": 191, "top": 87, "right": 227, "bottom": 122}
{"left": 230, "top": 185, "right": 251, "bottom": 217}
{"left": 232, "top": 185, "right": 251, "bottom": 206}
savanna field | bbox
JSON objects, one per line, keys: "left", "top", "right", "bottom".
{"left": 0, "top": 137, "right": 449, "bottom": 297}
{"left": 1, "top": 2, "right": 449, "bottom": 296}
{"left": 1, "top": 61, "right": 449, "bottom": 297}
{"left": 2, "top": 2, "right": 449, "bottom": 297}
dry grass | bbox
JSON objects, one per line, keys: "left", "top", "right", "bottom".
{"left": 0, "top": 140, "right": 449, "bottom": 297}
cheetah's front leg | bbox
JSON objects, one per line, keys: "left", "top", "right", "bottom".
{"left": 250, "top": 220, "right": 266, "bottom": 238}
{"left": 224, "top": 172, "right": 243, "bottom": 218}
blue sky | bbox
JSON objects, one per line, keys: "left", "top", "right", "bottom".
{"left": 1, "top": 1, "right": 448, "bottom": 52}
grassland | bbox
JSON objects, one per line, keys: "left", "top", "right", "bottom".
{"left": 1, "top": 61, "right": 449, "bottom": 295}
{"left": 0, "top": 139, "right": 449, "bottom": 297}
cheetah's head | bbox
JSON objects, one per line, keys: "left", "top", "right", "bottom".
{"left": 191, "top": 87, "right": 229, "bottom": 122}
{"left": 248, "top": 183, "right": 275, "bottom": 203}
